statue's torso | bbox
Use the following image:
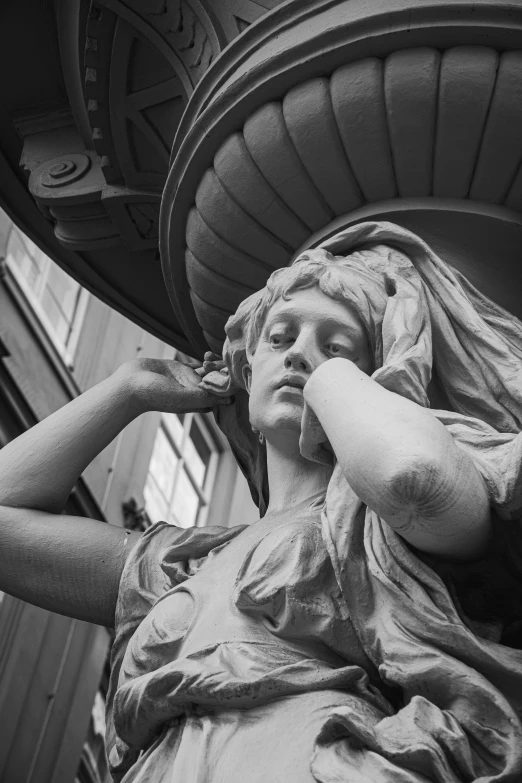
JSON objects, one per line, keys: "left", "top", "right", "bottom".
{"left": 122, "top": 494, "right": 373, "bottom": 689}
{"left": 109, "top": 495, "right": 387, "bottom": 781}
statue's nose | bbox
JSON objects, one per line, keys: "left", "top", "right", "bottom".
{"left": 284, "top": 346, "right": 311, "bottom": 373}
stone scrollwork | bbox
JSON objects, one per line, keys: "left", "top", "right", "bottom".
{"left": 28, "top": 153, "right": 162, "bottom": 251}
{"left": 30, "top": 153, "right": 94, "bottom": 197}
{"left": 39, "top": 155, "right": 92, "bottom": 190}
{"left": 28, "top": 152, "right": 121, "bottom": 250}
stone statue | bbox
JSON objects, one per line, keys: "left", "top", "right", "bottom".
{"left": 1, "top": 221, "right": 522, "bottom": 782}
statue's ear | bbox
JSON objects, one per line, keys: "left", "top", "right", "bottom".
{"left": 242, "top": 363, "right": 252, "bottom": 394}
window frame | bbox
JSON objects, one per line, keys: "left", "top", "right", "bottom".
{"left": 5, "top": 225, "right": 89, "bottom": 367}
{"left": 144, "top": 412, "right": 221, "bottom": 528}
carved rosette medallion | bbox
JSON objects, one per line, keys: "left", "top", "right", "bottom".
{"left": 159, "top": 0, "right": 522, "bottom": 357}
{"left": 39, "top": 156, "right": 92, "bottom": 189}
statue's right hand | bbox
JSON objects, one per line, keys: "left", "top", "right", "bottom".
{"left": 114, "top": 357, "right": 233, "bottom": 415}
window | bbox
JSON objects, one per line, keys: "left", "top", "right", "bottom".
{"left": 144, "top": 412, "right": 220, "bottom": 528}
{"left": 5, "top": 225, "right": 88, "bottom": 361}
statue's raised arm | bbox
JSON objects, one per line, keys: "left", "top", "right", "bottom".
{"left": 0, "top": 358, "right": 231, "bottom": 626}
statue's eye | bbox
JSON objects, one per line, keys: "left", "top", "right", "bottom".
{"left": 327, "top": 343, "right": 342, "bottom": 354}
{"left": 269, "top": 329, "right": 295, "bottom": 348}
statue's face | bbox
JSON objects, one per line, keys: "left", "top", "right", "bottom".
{"left": 244, "top": 286, "right": 372, "bottom": 439}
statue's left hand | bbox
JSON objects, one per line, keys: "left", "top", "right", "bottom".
{"left": 115, "top": 357, "right": 233, "bottom": 415}
{"left": 196, "top": 352, "right": 233, "bottom": 396}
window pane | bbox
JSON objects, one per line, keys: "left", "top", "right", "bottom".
{"left": 40, "top": 287, "right": 75, "bottom": 345}
{"left": 6, "top": 229, "right": 85, "bottom": 353}
{"left": 7, "top": 232, "right": 46, "bottom": 291}
{"left": 162, "top": 413, "right": 184, "bottom": 447}
{"left": 148, "top": 428, "right": 178, "bottom": 500}
{"left": 171, "top": 469, "right": 200, "bottom": 527}
{"left": 44, "top": 264, "right": 81, "bottom": 320}
{"left": 144, "top": 475, "right": 169, "bottom": 523}
{"left": 185, "top": 420, "right": 211, "bottom": 486}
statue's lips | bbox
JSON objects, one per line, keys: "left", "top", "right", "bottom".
{"left": 276, "top": 376, "right": 306, "bottom": 392}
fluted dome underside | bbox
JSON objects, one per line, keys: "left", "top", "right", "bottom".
{"left": 160, "top": 1, "right": 522, "bottom": 357}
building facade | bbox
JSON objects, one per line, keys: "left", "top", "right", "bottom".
{"left": 0, "top": 208, "right": 257, "bottom": 783}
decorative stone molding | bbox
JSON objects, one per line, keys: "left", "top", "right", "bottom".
{"left": 115, "top": 0, "right": 223, "bottom": 82}
{"left": 160, "top": 0, "right": 522, "bottom": 356}
{"left": 28, "top": 152, "right": 121, "bottom": 250}
{"left": 0, "top": 0, "right": 288, "bottom": 351}
{"left": 86, "top": 0, "right": 221, "bottom": 190}
{"left": 208, "top": 0, "right": 287, "bottom": 42}
{"left": 84, "top": 0, "right": 288, "bottom": 191}
{"left": 37, "top": 155, "right": 92, "bottom": 190}
{"left": 27, "top": 150, "right": 162, "bottom": 251}
{"left": 20, "top": 0, "right": 278, "bottom": 256}
{"left": 22, "top": 0, "right": 233, "bottom": 255}
{"left": 103, "top": 187, "right": 161, "bottom": 250}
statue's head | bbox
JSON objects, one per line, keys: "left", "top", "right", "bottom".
{"left": 241, "top": 253, "right": 376, "bottom": 444}
{"left": 205, "top": 239, "right": 432, "bottom": 425}
{"left": 200, "top": 221, "right": 522, "bottom": 512}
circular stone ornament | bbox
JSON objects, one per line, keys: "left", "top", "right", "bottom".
{"left": 160, "top": 0, "right": 522, "bottom": 357}
{"left": 36, "top": 153, "right": 92, "bottom": 190}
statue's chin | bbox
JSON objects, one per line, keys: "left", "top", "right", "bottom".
{"left": 254, "top": 407, "right": 304, "bottom": 442}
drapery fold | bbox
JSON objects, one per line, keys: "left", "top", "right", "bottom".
{"left": 318, "top": 459, "right": 522, "bottom": 781}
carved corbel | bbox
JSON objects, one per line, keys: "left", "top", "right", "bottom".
{"left": 28, "top": 154, "right": 163, "bottom": 252}
{"left": 28, "top": 152, "right": 121, "bottom": 250}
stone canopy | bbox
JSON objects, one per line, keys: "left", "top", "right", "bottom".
{"left": 1, "top": 0, "right": 522, "bottom": 357}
